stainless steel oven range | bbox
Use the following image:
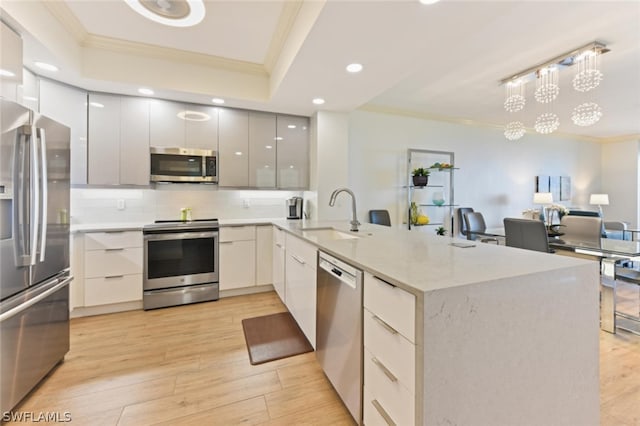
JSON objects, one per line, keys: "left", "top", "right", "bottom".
{"left": 143, "top": 219, "right": 219, "bottom": 310}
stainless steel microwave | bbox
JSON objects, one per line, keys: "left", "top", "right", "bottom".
{"left": 150, "top": 147, "right": 217, "bottom": 183}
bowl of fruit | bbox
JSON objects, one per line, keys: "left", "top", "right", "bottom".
{"left": 431, "top": 162, "right": 453, "bottom": 170}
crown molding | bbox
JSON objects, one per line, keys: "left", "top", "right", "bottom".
{"left": 83, "top": 34, "right": 268, "bottom": 77}
{"left": 263, "top": 1, "right": 303, "bottom": 74}
{"left": 358, "top": 104, "right": 615, "bottom": 143}
{"left": 598, "top": 134, "right": 640, "bottom": 144}
{"left": 42, "top": 1, "right": 88, "bottom": 43}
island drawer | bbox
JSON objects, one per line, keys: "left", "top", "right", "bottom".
{"left": 85, "top": 231, "right": 142, "bottom": 250}
{"left": 364, "top": 272, "right": 415, "bottom": 343}
{"left": 364, "top": 348, "right": 415, "bottom": 426}
{"left": 364, "top": 307, "right": 415, "bottom": 394}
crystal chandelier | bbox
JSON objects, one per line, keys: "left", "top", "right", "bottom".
{"left": 499, "top": 41, "right": 609, "bottom": 139}
{"left": 534, "top": 66, "right": 559, "bottom": 104}
{"left": 572, "top": 102, "right": 602, "bottom": 126}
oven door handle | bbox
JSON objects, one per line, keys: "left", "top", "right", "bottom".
{"left": 144, "top": 231, "right": 218, "bottom": 241}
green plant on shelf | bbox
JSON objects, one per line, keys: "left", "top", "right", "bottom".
{"left": 435, "top": 226, "right": 447, "bottom": 236}
{"left": 411, "top": 167, "right": 430, "bottom": 187}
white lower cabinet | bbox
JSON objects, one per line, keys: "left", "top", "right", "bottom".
{"left": 255, "top": 225, "right": 273, "bottom": 286}
{"left": 272, "top": 226, "right": 286, "bottom": 303}
{"left": 284, "top": 233, "right": 317, "bottom": 348}
{"left": 83, "top": 231, "right": 143, "bottom": 307}
{"left": 219, "top": 226, "right": 256, "bottom": 290}
{"left": 363, "top": 272, "right": 416, "bottom": 426}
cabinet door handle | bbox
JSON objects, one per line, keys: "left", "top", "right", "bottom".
{"left": 275, "top": 243, "right": 283, "bottom": 248}
{"left": 219, "top": 241, "right": 233, "bottom": 245}
{"left": 374, "top": 275, "right": 396, "bottom": 288}
{"left": 105, "top": 248, "right": 124, "bottom": 251}
{"left": 291, "top": 254, "right": 306, "bottom": 265}
{"left": 371, "top": 399, "right": 396, "bottom": 426}
{"left": 372, "top": 315, "right": 398, "bottom": 335}
{"left": 105, "top": 275, "right": 124, "bottom": 279}
{"left": 372, "top": 357, "right": 398, "bottom": 382}
{"left": 105, "top": 230, "right": 125, "bottom": 234}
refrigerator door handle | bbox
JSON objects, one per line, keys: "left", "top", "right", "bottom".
{"left": 13, "top": 126, "right": 30, "bottom": 267}
{"left": 0, "top": 276, "right": 72, "bottom": 322}
{"left": 29, "top": 124, "right": 40, "bottom": 266}
{"left": 37, "top": 127, "right": 48, "bottom": 262}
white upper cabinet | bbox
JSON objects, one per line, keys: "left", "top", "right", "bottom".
{"left": 120, "top": 97, "right": 150, "bottom": 185}
{"left": 249, "top": 111, "right": 276, "bottom": 188}
{"left": 88, "top": 93, "right": 120, "bottom": 185}
{"left": 276, "top": 115, "right": 309, "bottom": 189}
{"left": 218, "top": 108, "right": 249, "bottom": 187}
{"left": 149, "top": 99, "right": 185, "bottom": 147}
{"left": 17, "top": 68, "right": 39, "bottom": 112}
{"left": 0, "top": 21, "right": 23, "bottom": 101}
{"left": 184, "top": 104, "right": 219, "bottom": 151}
{"left": 88, "top": 93, "right": 150, "bottom": 185}
{"left": 40, "top": 79, "right": 88, "bottom": 185}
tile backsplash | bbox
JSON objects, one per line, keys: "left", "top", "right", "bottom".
{"left": 71, "top": 186, "right": 303, "bottom": 224}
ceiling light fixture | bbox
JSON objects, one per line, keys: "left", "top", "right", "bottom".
{"left": 177, "top": 110, "right": 211, "bottom": 121}
{"left": 34, "top": 62, "right": 58, "bottom": 72}
{"left": 125, "top": 0, "right": 205, "bottom": 27}
{"left": 346, "top": 63, "right": 363, "bottom": 73}
{"left": 500, "top": 41, "right": 609, "bottom": 139}
{"left": 211, "top": 98, "right": 224, "bottom": 104}
{"left": 138, "top": 88, "right": 154, "bottom": 96}
{"left": 312, "top": 98, "right": 325, "bottom": 105}
{"left": 419, "top": 0, "right": 441, "bottom": 4}
{"left": 287, "top": 125, "right": 296, "bottom": 129}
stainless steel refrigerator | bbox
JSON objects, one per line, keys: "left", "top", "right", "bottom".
{"left": 0, "top": 98, "right": 72, "bottom": 413}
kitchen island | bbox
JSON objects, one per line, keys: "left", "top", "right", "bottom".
{"left": 272, "top": 219, "right": 600, "bottom": 426}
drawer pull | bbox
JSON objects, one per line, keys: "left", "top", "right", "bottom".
{"left": 105, "top": 275, "right": 124, "bottom": 279}
{"left": 372, "top": 315, "right": 398, "bottom": 335}
{"left": 275, "top": 243, "right": 283, "bottom": 248}
{"left": 371, "top": 399, "right": 396, "bottom": 426}
{"left": 105, "top": 248, "right": 124, "bottom": 252}
{"left": 219, "top": 241, "right": 233, "bottom": 244}
{"left": 105, "top": 231, "right": 125, "bottom": 234}
{"left": 291, "top": 254, "right": 306, "bottom": 265}
{"left": 372, "top": 357, "right": 398, "bottom": 382}
{"left": 374, "top": 275, "right": 396, "bottom": 288}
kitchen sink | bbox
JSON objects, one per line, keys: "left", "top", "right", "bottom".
{"left": 300, "top": 227, "right": 360, "bottom": 240}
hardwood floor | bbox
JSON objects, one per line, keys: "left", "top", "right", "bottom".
{"left": 8, "top": 289, "right": 640, "bottom": 425}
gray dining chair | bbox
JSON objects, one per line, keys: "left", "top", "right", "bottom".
{"left": 560, "top": 215, "right": 603, "bottom": 244}
{"left": 456, "top": 207, "right": 474, "bottom": 238}
{"left": 369, "top": 210, "right": 391, "bottom": 227}
{"left": 604, "top": 221, "right": 629, "bottom": 240}
{"left": 463, "top": 212, "right": 499, "bottom": 244}
{"left": 503, "top": 218, "right": 552, "bottom": 253}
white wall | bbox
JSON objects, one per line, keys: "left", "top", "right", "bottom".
{"left": 347, "top": 110, "right": 603, "bottom": 230}
{"left": 71, "top": 187, "right": 302, "bottom": 224}
{"left": 601, "top": 139, "right": 640, "bottom": 227}
{"left": 308, "top": 111, "right": 351, "bottom": 221}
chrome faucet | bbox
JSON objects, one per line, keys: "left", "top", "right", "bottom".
{"left": 329, "top": 188, "right": 360, "bottom": 232}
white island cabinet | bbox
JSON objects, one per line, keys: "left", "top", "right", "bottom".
{"left": 284, "top": 232, "right": 317, "bottom": 348}
{"left": 272, "top": 220, "right": 600, "bottom": 426}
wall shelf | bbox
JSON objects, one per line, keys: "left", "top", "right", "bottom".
{"left": 407, "top": 149, "right": 456, "bottom": 232}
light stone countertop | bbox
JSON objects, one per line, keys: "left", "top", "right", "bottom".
{"left": 271, "top": 219, "right": 594, "bottom": 296}
{"left": 70, "top": 218, "right": 593, "bottom": 296}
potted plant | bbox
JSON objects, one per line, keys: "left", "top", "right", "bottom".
{"left": 412, "top": 167, "right": 430, "bottom": 187}
{"left": 435, "top": 226, "right": 447, "bottom": 236}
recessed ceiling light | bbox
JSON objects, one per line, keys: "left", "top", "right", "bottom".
{"left": 274, "top": 137, "right": 283, "bottom": 141}
{"left": 0, "top": 69, "right": 16, "bottom": 77}
{"left": 211, "top": 98, "right": 224, "bottom": 104}
{"left": 287, "top": 124, "right": 296, "bottom": 129}
{"left": 312, "top": 98, "right": 325, "bottom": 105}
{"left": 124, "top": 0, "right": 206, "bottom": 27}
{"left": 265, "top": 145, "right": 273, "bottom": 149}
{"left": 89, "top": 102, "right": 104, "bottom": 108}
{"left": 34, "top": 62, "right": 58, "bottom": 72}
{"left": 419, "top": 0, "right": 441, "bottom": 4}
{"left": 346, "top": 63, "right": 363, "bottom": 73}
{"left": 235, "top": 151, "right": 243, "bottom": 156}
{"left": 138, "top": 88, "right": 154, "bottom": 95}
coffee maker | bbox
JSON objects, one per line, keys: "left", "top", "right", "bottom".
{"left": 286, "top": 197, "right": 303, "bottom": 219}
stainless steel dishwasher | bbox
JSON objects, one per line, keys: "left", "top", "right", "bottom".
{"left": 316, "top": 251, "right": 363, "bottom": 425}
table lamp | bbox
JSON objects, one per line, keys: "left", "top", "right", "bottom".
{"left": 533, "top": 192, "right": 553, "bottom": 225}
{"left": 589, "top": 193, "right": 609, "bottom": 216}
